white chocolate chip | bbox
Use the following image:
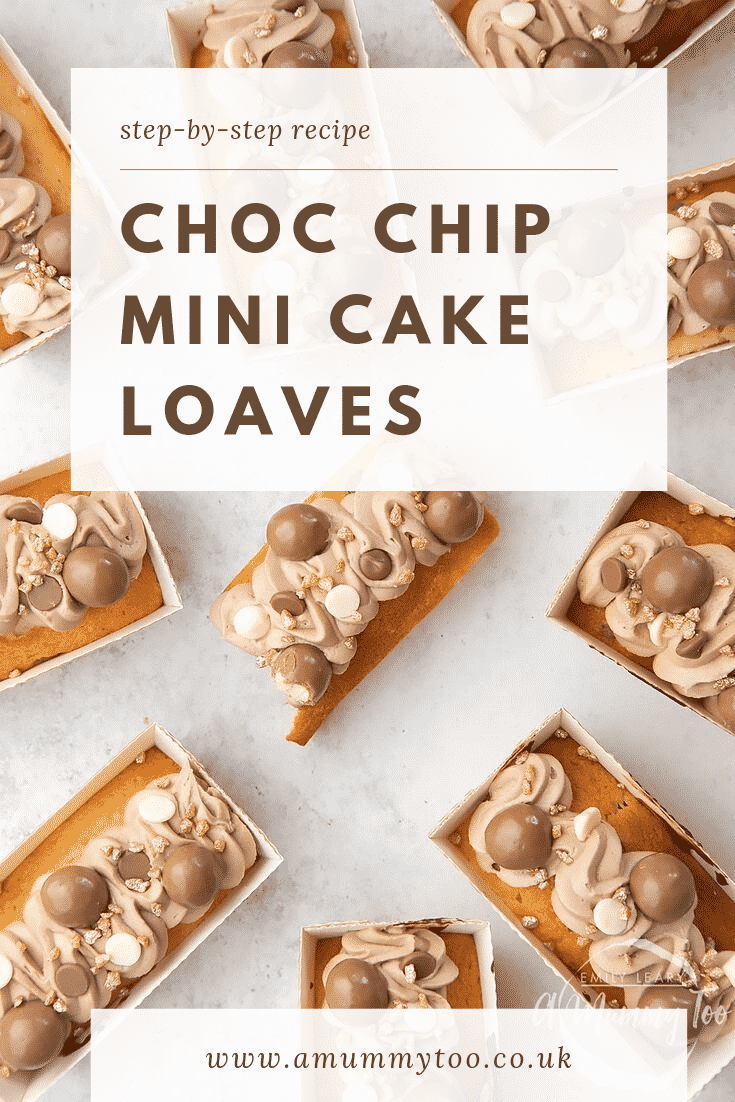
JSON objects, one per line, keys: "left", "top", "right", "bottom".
{"left": 593, "top": 898, "right": 630, "bottom": 936}
{"left": 574, "top": 807, "right": 602, "bottom": 841}
{"left": 232, "top": 604, "right": 270, "bottom": 640}
{"left": 138, "top": 795, "right": 176, "bottom": 823}
{"left": 324, "top": 584, "right": 360, "bottom": 620}
{"left": 105, "top": 933, "right": 142, "bottom": 968}
{"left": 499, "top": 1, "right": 536, "bottom": 28}
{"left": 613, "top": 0, "right": 648, "bottom": 12}
{"left": 667, "top": 226, "right": 701, "bottom": 260}
{"left": 0, "top": 955, "right": 13, "bottom": 988}
{"left": 42, "top": 502, "right": 77, "bottom": 540}
{"left": 1, "top": 282, "right": 40, "bottom": 317}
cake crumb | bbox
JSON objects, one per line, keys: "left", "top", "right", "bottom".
{"left": 135, "top": 752, "right": 146, "bottom": 764}
{"left": 555, "top": 728, "right": 568, "bottom": 739}
{"left": 577, "top": 746, "right": 597, "bottom": 762}
{"left": 450, "top": 832, "right": 462, "bottom": 845}
{"left": 515, "top": 750, "right": 529, "bottom": 765}
{"left": 522, "top": 916, "right": 538, "bottom": 929}
{"left": 688, "top": 502, "right": 705, "bottom": 515}
{"left": 715, "top": 577, "right": 730, "bottom": 587}
{"left": 389, "top": 504, "right": 403, "bottom": 527}
{"left": 7, "top": 669, "right": 20, "bottom": 680}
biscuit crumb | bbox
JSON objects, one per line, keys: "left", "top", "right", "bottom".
{"left": 688, "top": 502, "right": 705, "bottom": 516}
{"left": 522, "top": 916, "right": 538, "bottom": 929}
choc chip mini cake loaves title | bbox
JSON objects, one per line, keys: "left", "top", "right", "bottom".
{"left": 118, "top": 201, "right": 549, "bottom": 438}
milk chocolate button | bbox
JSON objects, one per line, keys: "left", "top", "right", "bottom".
{"left": 117, "top": 850, "right": 151, "bottom": 882}
{"left": 710, "top": 202, "right": 735, "bottom": 227}
{"left": 162, "top": 844, "right": 220, "bottom": 910}
{"left": 484, "top": 805, "right": 553, "bottom": 871}
{"left": 600, "top": 557, "right": 628, "bottom": 592}
{"left": 263, "top": 42, "right": 329, "bottom": 68}
{"left": 641, "top": 546, "right": 714, "bottom": 614}
{"left": 716, "top": 685, "right": 735, "bottom": 730}
{"left": 424, "top": 491, "right": 482, "bottom": 544}
{"left": 359, "top": 549, "right": 392, "bottom": 580}
{"left": 271, "top": 591, "right": 306, "bottom": 617}
{"left": 27, "top": 577, "right": 63, "bottom": 612}
{"left": 544, "top": 39, "right": 608, "bottom": 68}
{"left": 638, "top": 985, "right": 703, "bottom": 1042}
{"left": 4, "top": 499, "right": 43, "bottom": 525}
{"left": 403, "top": 951, "right": 436, "bottom": 980}
{"left": 535, "top": 270, "right": 570, "bottom": 302}
{"left": 0, "top": 228, "right": 12, "bottom": 263}
{"left": 266, "top": 503, "right": 330, "bottom": 560}
{"left": 556, "top": 209, "right": 625, "bottom": 277}
{"left": 0, "top": 1002, "right": 69, "bottom": 1071}
{"left": 55, "top": 963, "right": 90, "bottom": 999}
{"left": 271, "top": 643, "right": 332, "bottom": 706}
{"left": 40, "top": 866, "right": 109, "bottom": 928}
{"left": 676, "top": 631, "right": 708, "bottom": 659}
{"left": 325, "top": 959, "right": 390, "bottom": 1010}
{"left": 36, "top": 214, "right": 72, "bottom": 277}
{"left": 62, "top": 545, "right": 130, "bottom": 607}
{"left": 629, "top": 853, "right": 696, "bottom": 923}
{"left": 687, "top": 260, "right": 735, "bottom": 328}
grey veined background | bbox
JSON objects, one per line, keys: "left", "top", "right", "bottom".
{"left": 1, "top": 2, "right": 735, "bottom": 1101}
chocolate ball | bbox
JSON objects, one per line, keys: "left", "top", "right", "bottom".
{"left": 55, "top": 963, "right": 90, "bottom": 999}
{"left": 424, "top": 491, "right": 482, "bottom": 544}
{"left": 162, "top": 844, "right": 220, "bottom": 911}
{"left": 27, "top": 576, "right": 63, "bottom": 612}
{"left": 359, "top": 548, "right": 392, "bottom": 581}
{"left": 271, "top": 643, "right": 332, "bottom": 706}
{"left": 556, "top": 208, "right": 625, "bottom": 277}
{"left": 403, "top": 951, "right": 436, "bottom": 980}
{"left": 716, "top": 686, "right": 735, "bottom": 730}
{"left": 640, "top": 547, "right": 714, "bottom": 614}
{"left": 117, "top": 850, "right": 151, "bottom": 882}
{"left": 36, "top": 214, "right": 72, "bottom": 277}
{"left": 638, "top": 985, "right": 704, "bottom": 1042}
{"left": 709, "top": 202, "right": 735, "bottom": 227}
{"left": 600, "top": 557, "right": 628, "bottom": 593}
{"left": 40, "top": 866, "right": 109, "bottom": 928}
{"left": 0, "top": 1002, "right": 69, "bottom": 1071}
{"left": 0, "top": 228, "right": 12, "bottom": 263}
{"left": 263, "top": 42, "right": 329, "bottom": 68}
{"left": 687, "top": 260, "right": 735, "bottom": 327}
{"left": 62, "top": 545, "right": 130, "bottom": 608}
{"left": 325, "top": 959, "right": 390, "bottom": 1010}
{"left": 266, "top": 503, "right": 330, "bottom": 561}
{"left": 4, "top": 499, "right": 43, "bottom": 525}
{"left": 535, "top": 270, "right": 570, "bottom": 302}
{"left": 544, "top": 39, "right": 608, "bottom": 68}
{"left": 484, "top": 805, "right": 553, "bottom": 871}
{"left": 271, "top": 591, "right": 306, "bottom": 617}
{"left": 629, "top": 854, "right": 696, "bottom": 924}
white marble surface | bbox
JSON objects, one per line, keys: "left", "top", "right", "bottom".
{"left": 1, "top": 1, "right": 735, "bottom": 1100}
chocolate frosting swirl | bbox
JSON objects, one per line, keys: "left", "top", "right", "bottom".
{"left": 322, "top": 925, "right": 459, "bottom": 1010}
{"left": 202, "top": 0, "right": 335, "bottom": 67}
{"left": 0, "top": 491, "right": 147, "bottom": 636}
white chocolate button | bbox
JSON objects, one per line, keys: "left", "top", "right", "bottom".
{"left": 722, "top": 953, "right": 735, "bottom": 988}
{"left": 1, "top": 282, "right": 40, "bottom": 317}
{"left": 648, "top": 611, "right": 669, "bottom": 647}
{"left": 574, "top": 807, "right": 602, "bottom": 841}
{"left": 604, "top": 294, "right": 639, "bottom": 330}
{"left": 500, "top": 1, "right": 536, "bottom": 28}
{"left": 667, "top": 226, "right": 701, "bottom": 260}
{"left": 403, "top": 1007, "right": 438, "bottom": 1033}
{"left": 325, "top": 584, "right": 360, "bottom": 619}
{"left": 593, "top": 898, "right": 630, "bottom": 936}
{"left": 0, "top": 954, "right": 13, "bottom": 988}
{"left": 105, "top": 933, "right": 142, "bottom": 968}
{"left": 42, "top": 502, "right": 78, "bottom": 540}
{"left": 614, "top": 0, "right": 647, "bottom": 9}
{"left": 233, "top": 604, "right": 270, "bottom": 640}
{"left": 138, "top": 795, "right": 176, "bottom": 823}
{"left": 263, "top": 260, "right": 297, "bottom": 294}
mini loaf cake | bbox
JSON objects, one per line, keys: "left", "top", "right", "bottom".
{"left": 314, "top": 924, "right": 483, "bottom": 1011}
{"left": 451, "top": 0, "right": 728, "bottom": 69}
{"left": 0, "top": 752, "right": 257, "bottom": 1080}
{"left": 191, "top": 0, "right": 359, "bottom": 69}
{"left": 0, "top": 468, "right": 164, "bottom": 683}
{"left": 572, "top": 491, "right": 735, "bottom": 732}
{"left": 666, "top": 176, "right": 735, "bottom": 361}
{"left": 0, "top": 108, "right": 71, "bottom": 345}
{"left": 462, "top": 730, "right": 735, "bottom": 1043}
{"left": 210, "top": 490, "right": 499, "bottom": 744}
